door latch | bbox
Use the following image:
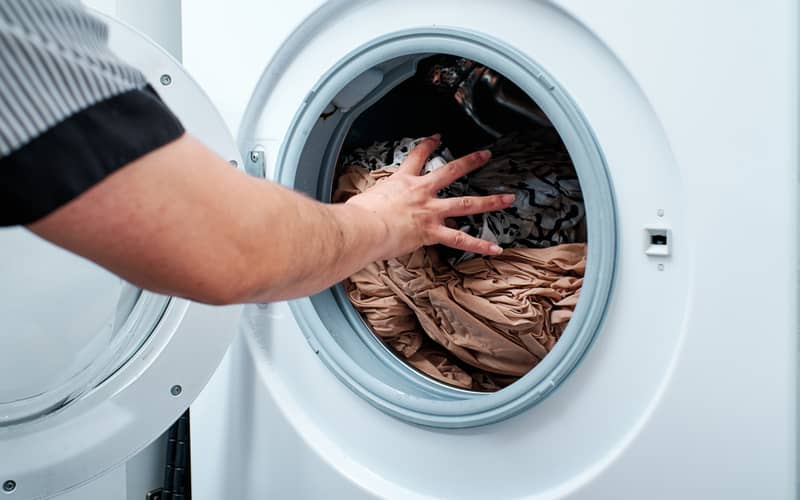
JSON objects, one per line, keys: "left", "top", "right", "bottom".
{"left": 644, "top": 226, "right": 671, "bottom": 257}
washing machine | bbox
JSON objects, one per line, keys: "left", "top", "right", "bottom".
{"left": 1, "top": 1, "right": 797, "bottom": 499}
{"left": 185, "top": 1, "right": 799, "bottom": 498}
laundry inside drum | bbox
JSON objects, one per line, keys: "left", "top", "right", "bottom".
{"left": 331, "top": 55, "right": 587, "bottom": 392}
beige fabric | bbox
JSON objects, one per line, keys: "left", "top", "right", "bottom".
{"left": 337, "top": 165, "right": 586, "bottom": 391}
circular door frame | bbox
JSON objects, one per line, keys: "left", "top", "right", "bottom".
{"left": 293, "top": 30, "right": 614, "bottom": 426}
{"left": 243, "top": 29, "right": 616, "bottom": 427}
{"left": 0, "top": 13, "right": 241, "bottom": 500}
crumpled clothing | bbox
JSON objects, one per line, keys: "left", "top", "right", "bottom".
{"left": 339, "top": 130, "right": 586, "bottom": 263}
{"left": 341, "top": 136, "right": 454, "bottom": 173}
{"left": 335, "top": 165, "right": 586, "bottom": 391}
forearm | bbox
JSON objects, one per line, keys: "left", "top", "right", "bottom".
{"left": 29, "top": 134, "right": 392, "bottom": 304}
{"left": 235, "top": 182, "right": 391, "bottom": 302}
{"left": 30, "top": 133, "right": 506, "bottom": 305}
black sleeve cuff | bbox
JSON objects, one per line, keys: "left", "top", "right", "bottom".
{"left": 0, "top": 85, "right": 185, "bottom": 226}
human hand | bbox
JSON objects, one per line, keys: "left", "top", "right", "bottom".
{"left": 344, "top": 134, "right": 515, "bottom": 260}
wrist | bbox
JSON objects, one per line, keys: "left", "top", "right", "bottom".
{"left": 333, "top": 202, "right": 392, "bottom": 262}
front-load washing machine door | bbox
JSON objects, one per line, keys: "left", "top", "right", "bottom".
{"left": 0, "top": 14, "right": 241, "bottom": 500}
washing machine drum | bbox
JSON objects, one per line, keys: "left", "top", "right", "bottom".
{"left": 0, "top": 14, "right": 241, "bottom": 500}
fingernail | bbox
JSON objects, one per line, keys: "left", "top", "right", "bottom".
{"left": 479, "top": 149, "right": 491, "bottom": 160}
{"left": 490, "top": 244, "right": 503, "bottom": 254}
{"left": 501, "top": 194, "right": 515, "bottom": 204}
{"left": 430, "top": 133, "right": 441, "bottom": 141}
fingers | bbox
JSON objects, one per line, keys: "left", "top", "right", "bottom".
{"left": 426, "top": 149, "right": 491, "bottom": 192}
{"left": 435, "top": 194, "right": 515, "bottom": 218}
{"left": 397, "top": 134, "right": 441, "bottom": 176}
{"left": 430, "top": 226, "right": 503, "bottom": 256}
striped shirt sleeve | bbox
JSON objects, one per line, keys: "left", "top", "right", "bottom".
{"left": 0, "top": 0, "right": 185, "bottom": 225}
{"left": 0, "top": 0, "right": 150, "bottom": 155}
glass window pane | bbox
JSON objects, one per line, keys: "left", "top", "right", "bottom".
{"left": 0, "top": 228, "right": 169, "bottom": 426}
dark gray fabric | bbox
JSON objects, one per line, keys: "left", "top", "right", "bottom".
{"left": 0, "top": 86, "right": 185, "bottom": 226}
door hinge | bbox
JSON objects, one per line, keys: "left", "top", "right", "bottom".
{"left": 246, "top": 150, "right": 266, "bottom": 178}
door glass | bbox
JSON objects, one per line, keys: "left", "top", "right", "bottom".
{"left": 0, "top": 228, "right": 169, "bottom": 426}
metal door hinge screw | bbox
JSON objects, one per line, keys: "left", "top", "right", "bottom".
{"left": 250, "top": 151, "right": 260, "bottom": 162}
{"left": 170, "top": 385, "right": 182, "bottom": 396}
{"left": 160, "top": 74, "right": 172, "bottom": 86}
{"left": 2, "top": 480, "right": 16, "bottom": 493}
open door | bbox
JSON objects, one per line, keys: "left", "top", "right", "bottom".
{"left": 0, "top": 14, "right": 241, "bottom": 500}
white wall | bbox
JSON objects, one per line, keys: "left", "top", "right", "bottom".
{"left": 81, "top": 0, "right": 183, "bottom": 61}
